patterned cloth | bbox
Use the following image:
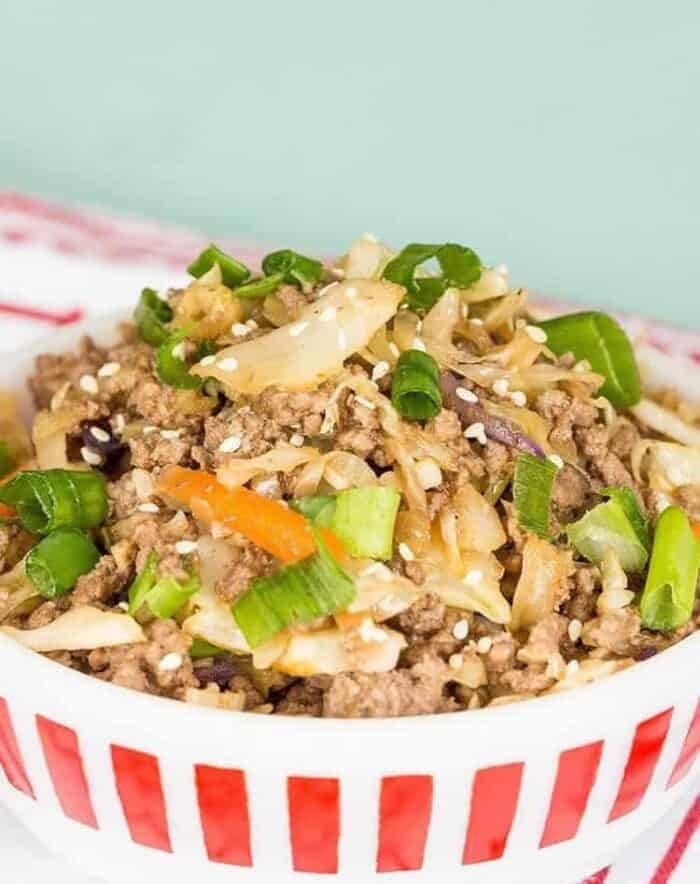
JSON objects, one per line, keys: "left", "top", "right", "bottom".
{"left": 0, "top": 191, "right": 698, "bottom": 883}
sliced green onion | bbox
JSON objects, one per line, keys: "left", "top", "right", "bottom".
{"left": 567, "top": 490, "right": 649, "bottom": 572}
{"left": 639, "top": 506, "right": 700, "bottom": 631}
{"left": 232, "top": 531, "right": 356, "bottom": 648}
{"left": 513, "top": 453, "right": 557, "bottom": 538}
{"left": 127, "top": 550, "right": 199, "bottom": 618}
{"left": 537, "top": 312, "right": 641, "bottom": 409}
{"left": 290, "top": 494, "right": 337, "bottom": 527}
{"left": 189, "top": 638, "right": 226, "bottom": 659}
{"left": 0, "top": 469, "right": 108, "bottom": 535}
{"left": 127, "top": 550, "right": 159, "bottom": 614}
{"left": 234, "top": 273, "right": 285, "bottom": 299}
{"left": 0, "top": 441, "right": 14, "bottom": 479}
{"left": 600, "top": 487, "right": 650, "bottom": 551}
{"left": 187, "top": 244, "right": 251, "bottom": 288}
{"left": 195, "top": 339, "right": 218, "bottom": 361}
{"left": 391, "top": 349, "right": 442, "bottom": 420}
{"left": 383, "top": 242, "right": 482, "bottom": 310}
{"left": 156, "top": 330, "right": 203, "bottom": 390}
{"left": 134, "top": 288, "right": 173, "bottom": 346}
{"left": 26, "top": 528, "right": 100, "bottom": 599}
{"left": 261, "top": 250, "right": 323, "bottom": 292}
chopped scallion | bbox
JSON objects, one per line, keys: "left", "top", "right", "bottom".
{"left": 127, "top": 551, "right": 159, "bottom": 615}
{"left": 26, "top": 528, "right": 100, "bottom": 599}
{"left": 261, "top": 249, "right": 323, "bottom": 292}
{"left": 134, "top": 288, "right": 173, "bottom": 347}
{"left": 234, "top": 273, "right": 285, "bottom": 299}
{"left": 383, "top": 242, "right": 482, "bottom": 310}
{"left": 187, "top": 244, "right": 251, "bottom": 288}
{"left": 189, "top": 638, "right": 225, "bottom": 659}
{"left": 156, "top": 330, "right": 203, "bottom": 390}
{"left": 290, "top": 494, "right": 337, "bottom": 527}
{"left": 127, "top": 551, "right": 199, "bottom": 619}
{"left": 513, "top": 453, "right": 557, "bottom": 538}
{"left": 567, "top": 488, "right": 649, "bottom": 572}
{"left": 0, "top": 469, "right": 108, "bottom": 535}
{"left": 391, "top": 349, "right": 442, "bottom": 420}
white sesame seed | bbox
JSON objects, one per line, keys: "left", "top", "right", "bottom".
{"left": 80, "top": 446, "right": 102, "bottom": 466}
{"left": 160, "top": 429, "right": 181, "bottom": 440}
{"left": 492, "top": 378, "right": 510, "bottom": 397}
{"left": 337, "top": 329, "right": 347, "bottom": 350}
{"left": 371, "top": 361, "right": 390, "bottom": 382}
{"left": 231, "top": 322, "right": 250, "bottom": 337}
{"left": 90, "top": 426, "right": 110, "bottom": 443}
{"left": 359, "top": 562, "right": 391, "bottom": 579}
{"left": 137, "top": 502, "right": 160, "bottom": 513}
{"left": 515, "top": 318, "right": 527, "bottom": 330}
{"left": 359, "top": 618, "right": 387, "bottom": 643}
{"left": 566, "top": 659, "right": 580, "bottom": 676}
{"left": 453, "top": 619, "right": 470, "bottom": 641}
{"left": 117, "top": 601, "right": 129, "bottom": 612}
{"left": 345, "top": 286, "right": 358, "bottom": 299}
{"left": 464, "top": 422, "right": 486, "bottom": 442}
{"left": 320, "top": 306, "right": 337, "bottom": 322}
{"left": 470, "top": 318, "right": 484, "bottom": 326}
{"left": 477, "top": 637, "right": 493, "bottom": 654}
{"left": 389, "top": 342, "right": 400, "bottom": 358}
{"left": 219, "top": 435, "right": 242, "bottom": 453}
{"left": 79, "top": 374, "right": 98, "bottom": 395}
{"left": 199, "top": 354, "right": 217, "bottom": 366}
{"left": 510, "top": 391, "right": 527, "bottom": 407}
{"left": 143, "top": 425, "right": 159, "bottom": 435}
{"left": 398, "top": 542, "right": 415, "bottom": 562}
{"left": 456, "top": 386, "right": 479, "bottom": 403}
{"left": 289, "top": 321, "right": 308, "bottom": 337}
{"left": 568, "top": 619, "right": 583, "bottom": 642}
{"left": 547, "top": 453, "right": 565, "bottom": 470}
{"left": 574, "top": 360, "right": 591, "bottom": 373}
{"left": 98, "top": 362, "right": 120, "bottom": 378}
{"left": 113, "top": 414, "right": 126, "bottom": 433}
{"left": 289, "top": 433, "right": 305, "bottom": 447}
{"left": 449, "top": 653, "right": 464, "bottom": 670}
{"left": 171, "top": 342, "right": 187, "bottom": 360}
{"left": 246, "top": 319, "right": 259, "bottom": 330}
{"left": 158, "top": 653, "right": 183, "bottom": 672}
{"left": 175, "top": 540, "right": 198, "bottom": 555}
{"left": 355, "top": 396, "right": 376, "bottom": 411}
{"left": 464, "top": 569, "right": 483, "bottom": 587}
{"left": 525, "top": 324, "right": 548, "bottom": 344}
{"left": 217, "top": 357, "right": 239, "bottom": 371}
{"left": 412, "top": 338, "right": 427, "bottom": 352}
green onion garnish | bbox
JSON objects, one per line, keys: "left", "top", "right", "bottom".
{"left": 640, "top": 506, "right": 700, "bottom": 631}
{"left": 567, "top": 487, "right": 650, "bottom": 572}
{"left": 383, "top": 242, "right": 482, "bottom": 310}
{"left": 134, "top": 288, "right": 174, "bottom": 347}
{"left": 189, "top": 638, "right": 226, "bottom": 659}
{"left": 0, "top": 441, "right": 14, "bottom": 479}
{"left": 232, "top": 531, "right": 356, "bottom": 648}
{"left": 0, "top": 469, "right": 108, "bottom": 535}
{"left": 536, "top": 312, "right": 641, "bottom": 409}
{"left": 156, "top": 330, "right": 203, "bottom": 390}
{"left": 127, "top": 550, "right": 159, "bottom": 614}
{"left": 234, "top": 273, "right": 285, "bottom": 299}
{"left": 26, "top": 528, "right": 100, "bottom": 599}
{"left": 391, "top": 349, "right": 442, "bottom": 420}
{"left": 187, "top": 244, "right": 251, "bottom": 288}
{"left": 291, "top": 486, "right": 401, "bottom": 560}
{"left": 513, "top": 453, "right": 558, "bottom": 539}
{"left": 261, "top": 249, "right": 323, "bottom": 292}
{"left": 127, "top": 550, "right": 200, "bottom": 618}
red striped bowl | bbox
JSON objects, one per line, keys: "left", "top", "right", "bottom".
{"left": 0, "top": 314, "right": 698, "bottom": 884}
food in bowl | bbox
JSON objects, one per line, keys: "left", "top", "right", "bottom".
{"left": 0, "top": 237, "right": 698, "bottom": 718}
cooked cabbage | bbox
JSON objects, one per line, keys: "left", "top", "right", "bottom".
{"left": 1, "top": 606, "right": 145, "bottom": 652}
{"left": 511, "top": 536, "right": 575, "bottom": 631}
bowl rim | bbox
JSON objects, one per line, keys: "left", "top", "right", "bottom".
{"left": 1, "top": 309, "right": 699, "bottom": 737}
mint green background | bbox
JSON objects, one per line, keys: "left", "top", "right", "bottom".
{"left": 1, "top": 1, "right": 698, "bottom": 326}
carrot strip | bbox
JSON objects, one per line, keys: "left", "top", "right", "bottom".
{"left": 157, "top": 466, "right": 345, "bottom": 563}
{"left": 693, "top": 522, "right": 700, "bottom": 541}
{"left": 0, "top": 502, "right": 15, "bottom": 520}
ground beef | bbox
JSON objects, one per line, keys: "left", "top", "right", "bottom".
{"left": 517, "top": 614, "right": 567, "bottom": 664}
{"left": 214, "top": 534, "right": 277, "bottom": 602}
{"left": 25, "top": 597, "right": 71, "bottom": 629}
{"left": 275, "top": 681, "right": 326, "bottom": 716}
{"left": 500, "top": 664, "right": 554, "bottom": 694}
{"left": 429, "top": 409, "right": 462, "bottom": 442}
{"left": 535, "top": 390, "right": 598, "bottom": 449}
{"left": 199, "top": 407, "right": 282, "bottom": 464}
{"left": 272, "top": 284, "right": 311, "bottom": 320}
{"left": 565, "top": 566, "right": 601, "bottom": 622}
{"left": 258, "top": 385, "right": 331, "bottom": 436}
{"left": 676, "top": 485, "right": 700, "bottom": 521}
{"left": 72, "top": 554, "right": 132, "bottom": 606}
{"left": 575, "top": 424, "right": 635, "bottom": 489}
{"left": 482, "top": 632, "right": 518, "bottom": 678}
{"left": 396, "top": 593, "right": 446, "bottom": 637}
{"left": 129, "top": 430, "right": 193, "bottom": 470}
{"left": 127, "top": 380, "right": 206, "bottom": 431}
{"left": 29, "top": 336, "right": 106, "bottom": 409}
{"left": 609, "top": 419, "right": 641, "bottom": 461}
{"left": 581, "top": 608, "right": 642, "bottom": 656}
{"left": 335, "top": 391, "right": 383, "bottom": 459}
{"left": 552, "top": 465, "right": 591, "bottom": 523}
{"left": 0, "top": 525, "right": 34, "bottom": 573}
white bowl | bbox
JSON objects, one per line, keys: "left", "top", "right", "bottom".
{"left": 0, "top": 314, "right": 698, "bottom": 884}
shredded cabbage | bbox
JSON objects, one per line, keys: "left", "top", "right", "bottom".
{"left": 630, "top": 399, "right": 700, "bottom": 448}
{"left": 217, "top": 443, "right": 319, "bottom": 489}
{"left": 1, "top": 606, "right": 145, "bottom": 652}
{"left": 511, "top": 536, "right": 575, "bottom": 631}
{"left": 632, "top": 441, "right": 700, "bottom": 492}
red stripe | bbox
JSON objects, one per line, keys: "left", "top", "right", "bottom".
{"left": 540, "top": 741, "right": 604, "bottom": 847}
{"left": 462, "top": 763, "right": 523, "bottom": 864}
{"left": 581, "top": 869, "right": 611, "bottom": 884}
{"left": 608, "top": 708, "right": 673, "bottom": 822}
{"left": 376, "top": 775, "right": 433, "bottom": 872}
{"left": 287, "top": 776, "right": 340, "bottom": 874}
{"left": 0, "top": 301, "right": 84, "bottom": 326}
{"left": 667, "top": 701, "right": 700, "bottom": 788}
{"left": 0, "top": 697, "right": 34, "bottom": 798}
{"left": 36, "top": 716, "right": 97, "bottom": 828}
{"left": 195, "top": 765, "right": 252, "bottom": 867}
{"left": 650, "top": 795, "right": 700, "bottom": 884}
{"left": 111, "top": 745, "right": 172, "bottom": 852}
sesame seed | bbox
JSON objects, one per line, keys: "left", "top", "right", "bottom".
{"left": 355, "top": 396, "right": 376, "bottom": 410}
{"left": 337, "top": 329, "right": 347, "bottom": 349}
{"left": 143, "top": 425, "right": 159, "bottom": 435}
{"left": 453, "top": 619, "right": 470, "bottom": 641}
{"left": 218, "top": 357, "right": 239, "bottom": 372}
{"left": 158, "top": 653, "right": 183, "bottom": 672}
{"left": 477, "top": 637, "right": 493, "bottom": 654}
{"left": 398, "top": 542, "right": 415, "bottom": 562}
{"left": 574, "top": 360, "right": 591, "bottom": 373}
{"left": 219, "top": 435, "right": 242, "bottom": 453}
{"left": 525, "top": 324, "right": 548, "bottom": 344}
{"left": 98, "top": 362, "right": 120, "bottom": 378}
{"left": 492, "top": 378, "right": 510, "bottom": 397}
{"left": 246, "top": 319, "right": 259, "bottom": 330}
{"left": 359, "top": 618, "right": 387, "bottom": 643}
{"left": 359, "top": 562, "right": 390, "bottom": 579}
{"left": 464, "top": 569, "right": 483, "bottom": 587}
{"left": 90, "top": 426, "right": 110, "bottom": 443}
{"left": 79, "top": 374, "right": 98, "bottom": 395}
{"left": 389, "top": 342, "right": 400, "bottom": 358}
{"left": 137, "top": 502, "right": 160, "bottom": 513}
{"left": 289, "top": 433, "right": 305, "bottom": 447}
{"left": 80, "top": 446, "right": 102, "bottom": 466}
{"left": 547, "top": 453, "right": 565, "bottom": 470}
{"left": 464, "top": 422, "right": 487, "bottom": 445}
{"left": 320, "top": 306, "right": 337, "bottom": 322}
{"left": 289, "top": 321, "right": 308, "bottom": 337}
{"left": 116, "top": 601, "right": 129, "bottom": 612}
{"left": 510, "top": 391, "right": 527, "bottom": 407}
{"left": 456, "top": 386, "right": 479, "bottom": 403}
{"left": 412, "top": 338, "right": 427, "bottom": 352}
{"left": 113, "top": 414, "right": 126, "bottom": 433}
{"left": 449, "top": 653, "right": 464, "bottom": 670}
{"left": 199, "top": 355, "right": 217, "bottom": 366}
{"left": 175, "top": 540, "right": 198, "bottom": 555}
{"left": 515, "top": 318, "right": 527, "bottom": 329}
{"left": 345, "top": 286, "right": 358, "bottom": 299}
{"left": 568, "top": 619, "right": 582, "bottom": 642}
{"left": 171, "top": 342, "right": 187, "bottom": 360}
{"left": 470, "top": 318, "right": 484, "bottom": 326}
{"left": 160, "top": 429, "right": 181, "bottom": 440}
{"left": 231, "top": 322, "right": 250, "bottom": 337}
{"left": 372, "top": 361, "right": 390, "bottom": 382}
{"left": 566, "top": 659, "right": 580, "bottom": 676}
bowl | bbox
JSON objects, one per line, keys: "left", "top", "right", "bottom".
{"left": 0, "top": 313, "right": 698, "bottom": 884}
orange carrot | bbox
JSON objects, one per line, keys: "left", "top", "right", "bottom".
{"left": 693, "top": 522, "right": 700, "bottom": 541}
{"left": 0, "top": 502, "right": 15, "bottom": 520}
{"left": 157, "top": 466, "right": 345, "bottom": 563}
